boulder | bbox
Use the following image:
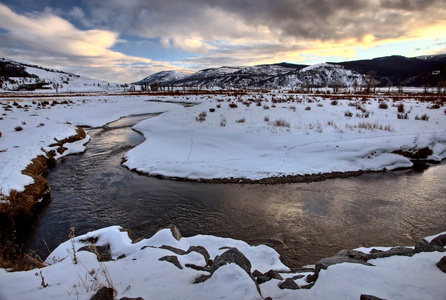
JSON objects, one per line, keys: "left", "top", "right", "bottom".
{"left": 210, "top": 248, "right": 252, "bottom": 275}
{"left": 278, "top": 278, "right": 300, "bottom": 290}
{"left": 436, "top": 256, "right": 446, "bottom": 273}
{"left": 316, "top": 255, "right": 374, "bottom": 272}
{"left": 256, "top": 276, "right": 272, "bottom": 284}
{"left": 414, "top": 242, "right": 446, "bottom": 253}
{"left": 367, "top": 247, "right": 415, "bottom": 259}
{"left": 429, "top": 234, "right": 446, "bottom": 248}
{"left": 264, "top": 269, "right": 283, "bottom": 280}
{"left": 336, "top": 249, "right": 369, "bottom": 262}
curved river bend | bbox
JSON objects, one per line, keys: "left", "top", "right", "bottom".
{"left": 28, "top": 114, "right": 446, "bottom": 267}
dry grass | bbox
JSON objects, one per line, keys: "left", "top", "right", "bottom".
{"left": 0, "top": 126, "right": 88, "bottom": 271}
{"left": 273, "top": 118, "right": 291, "bottom": 128}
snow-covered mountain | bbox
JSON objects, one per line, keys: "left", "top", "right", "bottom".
{"left": 135, "top": 54, "right": 446, "bottom": 89}
{"left": 136, "top": 70, "right": 194, "bottom": 85}
{"left": 0, "top": 58, "right": 121, "bottom": 92}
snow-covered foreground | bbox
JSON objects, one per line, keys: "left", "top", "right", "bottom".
{"left": 124, "top": 93, "right": 446, "bottom": 180}
{"left": 0, "top": 95, "right": 182, "bottom": 195}
{"left": 0, "top": 225, "right": 445, "bottom": 300}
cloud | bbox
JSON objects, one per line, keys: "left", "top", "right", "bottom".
{"left": 78, "top": 0, "right": 446, "bottom": 68}
{"left": 0, "top": 3, "right": 180, "bottom": 82}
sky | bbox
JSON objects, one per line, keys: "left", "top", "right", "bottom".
{"left": 0, "top": 0, "right": 445, "bottom": 83}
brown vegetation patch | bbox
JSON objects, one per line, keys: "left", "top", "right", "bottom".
{"left": 0, "top": 126, "right": 87, "bottom": 270}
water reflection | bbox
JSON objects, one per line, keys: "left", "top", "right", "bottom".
{"left": 27, "top": 114, "right": 446, "bottom": 268}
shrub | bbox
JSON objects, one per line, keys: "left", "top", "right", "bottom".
{"left": 15, "top": 126, "right": 23, "bottom": 131}
{"left": 397, "top": 113, "right": 409, "bottom": 119}
{"left": 236, "top": 118, "right": 246, "bottom": 123}
{"left": 273, "top": 118, "right": 290, "bottom": 128}
{"left": 195, "top": 111, "right": 207, "bottom": 122}
{"left": 264, "top": 116, "right": 270, "bottom": 122}
{"left": 428, "top": 103, "right": 441, "bottom": 109}
{"left": 229, "top": 103, "right": 238, "bottom": 108}
{"left": 415, "top": 114, "right": 429, "bottom": 121}
{"left": 378, "top": 101, "right": 388, "bottom": 109}
{"left": 331, "top": 100, "right": 338, "bottom": 106}
{"left": 263, "top": 105, "right": 270, "bottom": 109}
{"left": 397, "top": 103, "right": 405, "bottom": 113}
{"left": 344, "top": 110, "right": 353, "bottom": 117}
{"left": 305, "top": 106, "right": 311, "bottom": 110}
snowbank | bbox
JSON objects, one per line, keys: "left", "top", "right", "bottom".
{"left": 0, "top": 225, "right": 444, "bottom": 300}
{"left": 124, "top": 93, "right": 446, "bottom": 181}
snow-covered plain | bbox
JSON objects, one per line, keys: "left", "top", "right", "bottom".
{"left": 123, "top": 93, "right": 446, "bottom": 181}
{"left": 0, "top": 226, "right": 444, "bottom": 300}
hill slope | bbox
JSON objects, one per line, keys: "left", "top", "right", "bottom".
{"left": 0, "top": 58, "right": 121, "bottom": 93}
{"left": 135, "top": 54, "right": 446, "bottom": 89}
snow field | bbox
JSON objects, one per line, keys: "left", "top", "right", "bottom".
{"left": 124, "top": 93, "right": 446, "bottom": 180}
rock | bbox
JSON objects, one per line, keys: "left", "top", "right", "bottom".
{"left": 117, "top": 254, "right": 126, "bottom": 260}
{"left": 252, "top": 270, "right": 263, "bottom": 277}
{"left": 79, "top": 244, "right": 112, "bottom": 262}
{"left": 367, "top": 247, "right": 415, "bottom": 259}
{"left": 264, "top": 269, "right": 283, "bottom": 280}
{"left": 292, "top": 274, "right": 305, "bottom": 280}
{"left": 90, "top": 287, "right": 114, "bottom": 300}
{"left": 337, "top": 249, "right": 369, "bottom": 262}
{"left": 164, "top": 224, "right": 182, "bottom": 241}
{"left": 316, "top": 255, "right": 374, "bottom": 271}
{"left": 414, "top": 242, "right": 446, "bottom": 253}
{"left": 186, "top": 246, "right": 211, "bottom": 265}
{"left": 306, "top": 273, "right": 318, "bottom": 283}
{"left": 360, "top": 294, "right": 386, "bottom": 300}
{"left": 159, "top": 255, "right": 183, "bottom": 269}
{"left": 210, "top": 248, "right": 252, "bottom": 275}
{"left": 429, "top": 234, "right": 446, "bottom": 247}
{"left": 159, "top": 245, "right": 187, "bottom": 255}
{"left": 185, "top": 263, "right": 209, "bottom": 271}
{"left": 436, "top": 256, "right": 446, "bottom": 273}
{"left": 278, "top": 278, "right": 300, "bottom": 290}
{"left": 300, "top": 282, "right": 315, "bottom": 289}
{"left": 119, "top": 297, "right": 144, "bottom": 300}
{"left": 256, "top": 276, "right": 272, "bottom": 284}
{"left": 194, "top": 274, "right": 212, "bottom": 284}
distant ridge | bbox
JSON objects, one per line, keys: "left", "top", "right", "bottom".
{"left": 134, "top": 54, "right": 446, "bottom": 89}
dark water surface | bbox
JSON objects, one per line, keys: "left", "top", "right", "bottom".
{"left": 28, "top": 114, "right": 446, "bottom": 267}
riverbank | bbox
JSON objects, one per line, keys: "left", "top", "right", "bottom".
{"left": 0, "top": 95, "right": 182, "bottom": 267}
{"left": 1, "top": 225, "right": 445, "bottom": 299}
{"left": 1, "top": 92, "right": 445, "bottom": 269}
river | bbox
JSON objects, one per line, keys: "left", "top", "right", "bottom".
{"left": 27, "top": 113, "right": 446, "bottom": 267}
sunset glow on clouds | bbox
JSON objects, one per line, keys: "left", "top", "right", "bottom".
{"left": 0, "top": 0, "right": 445, "bottom": 82}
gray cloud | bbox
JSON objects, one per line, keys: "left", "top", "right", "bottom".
{"left": 82, "top": 0, "right": 445, "bottom": 42}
